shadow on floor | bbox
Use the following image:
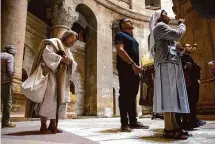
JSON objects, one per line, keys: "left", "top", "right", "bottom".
{"left": 5, "top": 130, "right": 54, "bottom": 136}
{"left": 99, "top": 128, "right": 121, "bottom": 133}
{"left": 138, "top": 128, "right": 178, "bottom": 143}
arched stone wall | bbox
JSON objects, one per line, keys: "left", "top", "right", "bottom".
{"left": 75, "top": 3, "right": 98, "bottom": 116}
{"left": 172, "top": 0, "right": 215, "bottom": 114}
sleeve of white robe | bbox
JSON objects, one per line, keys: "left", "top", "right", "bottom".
{"left": 42, "top": 44, "right": 62, "bottom": 72}
{"left": 67, "top": 49, "right": 77, "bottom": 81}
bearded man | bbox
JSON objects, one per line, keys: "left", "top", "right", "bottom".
{"left": 25, "top": 30, "right": 78, "bottom": 134}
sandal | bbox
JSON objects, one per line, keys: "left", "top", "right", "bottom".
{"left": 40, "top": 128, "right": 52, "bottom": 134}
{"left": 173, "top": 128, "right": 193, "bottom": 137}
{"left": 48, "top": 126, "right": 63, "bottom": 134}
{"left": 163, "top": 129, "right": 188, "bottom": 140}
{"left": 178, "top": 129, "right": 193, "bottom": 137}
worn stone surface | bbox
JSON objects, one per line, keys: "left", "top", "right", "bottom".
{"left": 2, "top": 117, "right": 215, "bottom": 144}
{"left": 172, "top": 0, "right": 215, "bottom": 114}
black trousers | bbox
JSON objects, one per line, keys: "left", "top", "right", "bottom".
{"left": 176, "top": 85, "right": 198, "bottom": 128}
{"left": 1, "top": 83, "right": 13, "bottom": 126}
{"left": 118, "top": 71, "right": 140, "bottom": 125}
{"left": 191, "top": 81, "right": 199, "bottom": 120}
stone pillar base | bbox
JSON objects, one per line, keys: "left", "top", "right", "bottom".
{"left": 11, "top": 93, "right": 26, "bottom": 116}
{"left": 13, "top": 77, "right": 22, "bottom": 94}
{"left": 66, "top": 112, "right": 77, "bottom": 119}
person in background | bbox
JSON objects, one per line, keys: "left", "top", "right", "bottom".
{"left": 149, "top": 9, "right": 190, "bottom": 139}
{"left": 1, "top": 45, "right": 17, "bottom": 128}
{"left": 115, "top": 18, "right": 149, "bottom": 132}
{"left": 176, "top": 43, "right": 206, "bottom": 130}
{"left": 208, "top": 61, "right": 215, "bottom": 75}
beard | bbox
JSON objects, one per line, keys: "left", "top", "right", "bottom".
{"left": 66, "top": 41, "right": 75, "bottom": 47}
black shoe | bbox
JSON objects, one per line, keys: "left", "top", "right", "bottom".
{"left": 121, "top": 124, "right": 132, "bottom": 132}
{"left": 130, "top": 121, "right": 149, "bottom": 129}
{"left": 197, "top": 120, "right": 206, "bottom": 126}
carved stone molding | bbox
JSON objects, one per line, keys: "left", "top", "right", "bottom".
{"left": 95, "top": 0, "right": 149, "bottom": 21}
{"left": 94, "top": 0, "right": 177, "bottom": 24}
{"left": 47, "top": 1, "right": 79, "bottom": 27}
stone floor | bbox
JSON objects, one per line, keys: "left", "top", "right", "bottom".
{"left": 1, "top": 117, "right": 215, "bottom": 144}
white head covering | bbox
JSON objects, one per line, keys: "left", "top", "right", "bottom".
{"left": 149, "top": 9, "right": 164, "bottom": 58}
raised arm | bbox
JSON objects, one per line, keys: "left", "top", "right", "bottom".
{"left": 154, "top": 22, "right": 186, "bottom": 41}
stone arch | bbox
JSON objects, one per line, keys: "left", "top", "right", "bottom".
{"left": 22, "top": 69, "right": 28, "bottom": 82}
{"left": 113, "top": 88, "right": 116, "bottom": 115}
{"left": 111, "top": 19, "right": 121, "bottom": 51}
{"left": 70, "top": 81, "right": 76, "bottom": 94}
{"left": 72, "top": 22, "right": 87, "bottom": 42}
{"left": 75, "top": 3, "right": 98, "bottom": 116}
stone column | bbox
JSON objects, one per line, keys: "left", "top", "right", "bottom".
{"left": 47, "top": 1, "right": 79, "bottom": 38}
{"left": 1, "top": 0, "right": 28, "bottom": 94}
{"left": 47, "top": 1, "right": 79, "bottom": 118}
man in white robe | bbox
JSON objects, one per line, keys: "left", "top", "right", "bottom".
{"left": 25, "top": 30, "right": 78, "bottom": 134}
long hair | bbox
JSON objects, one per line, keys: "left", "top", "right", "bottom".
{"left": 61, "top": 30, "right": 78, "bottom": 43}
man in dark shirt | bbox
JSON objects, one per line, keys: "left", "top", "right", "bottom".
{"left": 176, "top": 43, "right": 205, "bottom": 130}
{"left": 115, "top": 18, "right": 149, "bottom": 132}
{"left": 1, "top": 45, "right": 17, "bottom": 128}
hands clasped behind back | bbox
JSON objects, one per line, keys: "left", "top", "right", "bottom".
{"left": 132, "top": 63, "right": 142, "bottom": 75}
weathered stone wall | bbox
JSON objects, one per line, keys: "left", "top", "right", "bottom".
{"left": 108, "top": 0, "right": 131, "bottom": 10}
{"left": 23, "top": 12, "right": 48, "bottom": 76}
{"left": 72, "top": 41, "right": 86, "bottom": 115}
{"left": 172, "top": 0, "right": 215, "bottom": 114}
{"left": 112, "top": 51, "right": 120, "bottom": 116}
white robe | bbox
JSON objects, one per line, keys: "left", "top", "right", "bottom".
{"left": 37, "top": 44, "right": 76, "bottom": 119}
